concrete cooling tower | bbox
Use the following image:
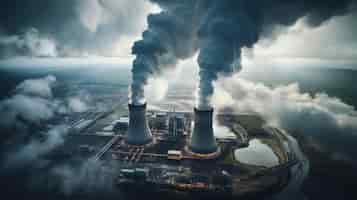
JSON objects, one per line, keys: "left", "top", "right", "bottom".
{"left": 126, "top": 103, "right": 153, "bottom": 145}
{"left": 189, "top": 108, "right": 218, "bottom": 155}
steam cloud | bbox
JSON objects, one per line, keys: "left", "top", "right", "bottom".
{"left": 130, "top": 0, "right": 356, "bottom": 109}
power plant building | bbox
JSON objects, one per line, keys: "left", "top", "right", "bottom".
{"left": 113, "top": 117, "right": 129, "bottom": 132}
{"left": 168, "top": 115, "right": 185, "bottom": 137}
{"left": 126, "top": 103, "right": 153, "bottom": 145}
{"left": 188, "top": 108, "right": 219, "bottom": 155}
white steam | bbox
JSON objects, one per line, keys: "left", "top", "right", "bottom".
{"left": 144, "top": 77, "right": 169, "bottom": 103}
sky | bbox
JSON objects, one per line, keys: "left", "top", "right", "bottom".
{"left": 0, "top": 0, "right": 356, "bottom": 70}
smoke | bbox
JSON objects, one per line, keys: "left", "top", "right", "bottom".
{"left": 213, "top": 76, "right": 357, "bottom": 160}
{"left": 130, "top": 0, "right": 357, "bottom": 108}
{"left": 195, "top": 0, "right": 356, "bottom": 109}
{"left": 130, "top": 0, "right": 200, "bottom": 105}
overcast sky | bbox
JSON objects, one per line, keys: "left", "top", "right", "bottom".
{"left": 0, "top": 0, "right": 356, "bottom": 69}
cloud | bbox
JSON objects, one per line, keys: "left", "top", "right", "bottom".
{"left": 0, "top": 0, "right": 158, "bottom": 58}
{"left": 15, "top": 75, "right": 56, "bottom": 98}
{"left": 0, "top": 75, "right": 100, "bottom": 197}
{"left": 0, "top": 0, "right": 355, "bottom": 68}
{"left": 0, "top": 75, "right": 89, "bottom": 136}
{"left": 0, "top": 94, "right": 55, "bottom": 128}
{"left": 249, "top": 12, "right": 357, "bottom": 68}
{"left": 77, "top": 0, "right": 104, "bottom": 33}
{"left": 0, "top": 76, "right": 95, "bottom": 195}
{"left": 213, "top": 76, "right": 357, "bottom": 159}
{"left": 0, "top": 75, "right": 58, "bottom": 128}
{"left": 0, "top": 28, "right": 57, "bottom": 58}
{"left": 67, "top": 97, "right": 88, "bottom": 113}
{"left": 51, "top": 160, "right": 119, "bottom": 196}
{"left": 6, "top": 125, "right": 69, "bottom": 166}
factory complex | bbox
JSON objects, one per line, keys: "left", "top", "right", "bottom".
{"left": 48, "top": 103, "right": 299, "bottom": 198}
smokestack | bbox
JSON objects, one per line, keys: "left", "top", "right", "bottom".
{"left": 126, "top": 103, "right": 153, "bottom": 146}
{"left": 189, "top": 108, "right": 218, "bottom": 154}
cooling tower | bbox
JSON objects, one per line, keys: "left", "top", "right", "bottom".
{"left": 189, "top": 108, "right": 218, "bottom": 154}
{"left": 126, "top": 103, "right": 153, "bottom": 145}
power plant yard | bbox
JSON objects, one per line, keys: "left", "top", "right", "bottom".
{"left": 48, "top": 104, "right": 300, "bottom": 199}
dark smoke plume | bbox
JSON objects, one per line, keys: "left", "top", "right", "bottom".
{"left": 130, "top": 0, "right": 356, "bottom": 108}
{"left": 130, "top": 0, "right": 200, "bottom": 105}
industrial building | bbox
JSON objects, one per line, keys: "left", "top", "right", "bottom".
{"left": 125, "top": 103, "right": 153, "bottom": 145}
{"left": 92, "top": 104, "right": 296, "bottom": 197}
{"left": 48, "top": 102, "right": 299, "bottom": 198}
{"left": 188, "top": 108, "right": 220, "bottom": 157}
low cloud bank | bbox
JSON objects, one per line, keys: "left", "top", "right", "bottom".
{"left": 0, "top": 75, "right": 89, "bottom": 129}
{"left": 51, "top": 160, "right": 120, "bottom": 196}
{"left": 0, "top": 75, "right": 118, "bottom": 196}
{"left": 0, "top": 75, "right": 58, "bottom": 129}
{"left": 0, "top": 75, "right": 89, "bottom": 165}
{"left": 213, "top": 76, "right": 357, "bottom": 160}
{"left": 15, "top": 74, "right": 57, "bottom": 98}
{"left": 0, "top": 0, "right": 157, "bottom": 58}
{"left": 0, "top": 28, "right": 57, "bottom": 58}
{"left": 5, "top": 125, "right": 69, "bottom": 167}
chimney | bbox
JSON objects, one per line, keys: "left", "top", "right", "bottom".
{"left": 126, "top": 103, "right": 153, "bottom": 145}
{"left": 189, "top": 108, "right": 218, "bottom": 154}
